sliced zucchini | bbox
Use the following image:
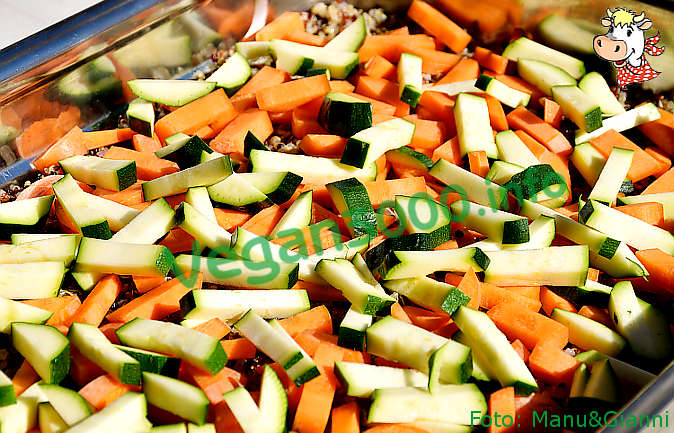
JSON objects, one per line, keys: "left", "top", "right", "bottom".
{"left": 551, "top": 85, "right": 602, "bottom": 132}
{"left": 570, "top": 142, "right": 607, "bottom": 186}
{"left": 484, "top": 245, "right": 589, "bottom": 286}
{"left": 334, "top": 361, "right": 428, "bottom": 398}
{"left": 536, "top": 14, "right": 596, "bottom": 55}
{"left": 516, "top": 58, "right": 577, "bottom": 96}
{"left": 0, "top": 235, "right": 78, "bottom": 265}
{"left": 503, "top": 164, "right": 568, "bottom": 208}
{"left": 319, "top": 92, "right": 372, "bottom": 137}
{"left": 451, "top": 200, "right": 530, "bottom": 245}
{"left": 236, "top": 41, "right": 270, "bottom": 60}
{"left": 0, "top": 262, "right": 65, "bottom": 299}
{"left": 428, "top": 339, "right": 473, "bottom": 392}
{"left": 143, "top": 372, "right": 209, "bottom": 425}
{"left": 373, "top": 247, "right": 490, "bottom": 280}
{"left": 551, "top": 308, "right": 625, "bottom": 357}
{"left": 185, "top": 187, "right": 215, "bottom": 222}
{"left": 582, "top": 359, "right": 619, "bottom": 406}
{"left": 579, "top": 199, "right": 674, "bottom": 255}
{"left": 175, "top": 202, "right": 230, "bottom": 255}
{"left": 503, "top": 37, "right": 585, "bottom": 79}
{"left": 324, "top": 15, "right": 366, "bottom": 51}
{"left": 60, "top": 155, "right": 137, "bottom": 192}
{"left": 471, "top": 214, "right": 556, "bottom": 252}
{"left": 180, "top": 289, "right": 310, "bottom": 325}
{"left": 11, "top": 323, "right": 69, "bottom": 384}
{"left": 495, "top": 130, "right": 539, "bottom": 168}
{"left": 485, "top": 161, "right": 524, "bottom": 185}
{"left": 574, "top": 102, "right": 661, "bottom": 144}
{"left": 385, "top": 146, "right": 434, "bottom": 177}
{"left": 207, "top": 52, "right": 251, "bottom": 96}
{"left": 62, "top": 392, "right": 151, "bottom": 433}
{"left": 155, "top": 135, "right": 213, "bottom": 169}
{"left": 619, "top": 191, "right": 674, "bottom": 229}
{"left": 126, "top": 98, "right": 154, "bottom": 137}
{"left": 587, "top": 147, "right": 633, "bottom": 205}
{"left": 575, "top": 350, "right": 655, "bottom": 392}
{"left": 242, "top": 131, "right": 267, "bottom": 158}
{"left": 384, "top": 277, "right": 470, "bottom": 315}
{"left": 68, "top": 323, "right": 141, "bottom": 385}
{"left": 116, "top": 318, "right": 227, "bottom": 375}
{"left": 398, "top": 53, "right": 422, "bottom": 107}
{"left": 578, "top": 72, "right": 625, "bottom": 117}
{"left": 53, "top": 174, "right": 111, "bottom": 239}
{"left": 0, "top": 370, "right": 15, "bottom": 407}
{"left": 174, "top": 255, "right": 298, "bottom": 289}
{"left": 164, "top": 132, "right": 191, "bottom": 148}
{"left": 454, "top": 93, "right": 498, "bottom": 158}
{"left": 475, "top": 75, "right": 530, "bottom": 108}
{"left": 588, "top": 242, "right": 648, "bottom": 279}
{"left": 316, "top": 258, "right": 394, "bottom": 315}
{"left": 430, "top": 159, "right": 508, "bottom": 210}
{"left": 237, "top": 172, "right": 302, "bottom": 205}
{"left": 75, "top": 238, "right": 173, "bottom": 277}
{"left": 452, "top": 330, "right": 494, "bottom": 382}
{"left": 394, "top": 195, "right": 452, "bottom": 240}
{"left": 270, "top": 190, "right": 312, "bottom": 238}
{"left": 127, "top": 79, "right": 215, "bottom": 107}
{"left": 39, "top": 384, "right": 91, "bottom": 426}
{"left": 270, "top": 39, "right": 359, "bottom": 79}
{"left": 340, "top": 118, "right": 415, "bottom": 169}
{"left": 453, "top": 306, "right": 538, "bottom": 395}
{"left": 114, "top": 345, "right": 180, "bottom": 376}
{"left": 554, "top": 279, "right": 612, "bottom": 308}
{"left": 364, "top": 233, "right": 434, "bottom": 273}
{"left": 338, "top": 307, "right": 373, "bottom": 351}
{"left": 38, "top": 402, "right": 68, "bottom": 433}
{"left": 326, "top": 177, "right": 377, "bottom": 238}
{"left": 142, "top": 156, "right": 233, "bottom": 201}
{"left": 0, "top": 195, "right": 54, "bottom": 241}
{"left": 249, "top": 149, "right": 377, "bottom": 184}
{"left": 207, "top": 174, "right": 272, "bottom": 211}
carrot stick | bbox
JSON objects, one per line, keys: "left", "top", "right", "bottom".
{"left": 528, "top": 340, "right": 580, "bottom": 386}
{"left": 642, "top": 167, "right": 674, "bottom": 194}
{"left": 84, "top": 128, "right": 135, "bottom": 150}
{"left": 132, "top": 134, "right": 162, "bottom": 153}
{"left": 402, "top": 305, "right": 451, "bottom": 331}
{"left": 70, "top": 346, "right": 105, "bottom": 386}
{"left": 364, "top": 55, "right": 397, "bottom": 81}
{"left": 480, "top": 282, "right": 541, "bottom": 312}
{"left": 106, "top": 273, "right": 203, "bottom": 322}
{"left": 257, "top": 75, "right": 331, "bottom": 112}
{"left": 541, "top": 98, "right": 562, "bottom": 129}
{"left": 192, "top": 317, "right": 231, "bottom": 340}
{"left": 432, "top": 137, "right": 462, "bottom": 165}
{"left": 221, "top": 338, "right": 257, "bottom": 360}
{"left": 407, "top": 0, "right": 471, "bottom": 53}
{"left": 292, "top": 108, "right": 328, "bottom": 138}
{"left": 404, "top": 115, "right": 447, "bottom": 150}
{"left": 214, "top": 208, "right": 251, "bottom": 231}
{"left": 211, "top": 109, "right": 273, "bottom": 155}
{"left": 357, "top": 35, "right": 435, "bottom": 63}
{"left": 637, "top": 106, "right": 674, "bottom": 157}
{"left": 482, "top": 93, "right": 508, "bottom": 131}
{"left": 578, "top": 305, "right": 614, "bottom": 329}
{"left": 436, "top": 0, "right": 508, "bottom": 33}
{"left": 506, "top": 106, "right": 572, "bottom": 157}
{"left": 299, "top": 134, "right": 347, "bottom": 158}
{"left": 487, "top": 302, "right": 568, "bottom": 350}
{"left": 436, "top": 58, "right": 479, "bottom": 84}
{"left": 284, "top": 29, "right": 326, "bottom": 46}
{"left": 329, "top": 80, "right": 355, "bottom": 93}
{"left": 540, "top": 287, "right": 577, "bottom": 316}
{"left": 418, "top": 91, "right": 454, "bottom": 122}
{"left": 231, "top": 66, "right": 289, "bottom": 112}
{"left": 355, "top": 76, "right": 410, "bottom": 117}
{"left": 272, "top": 222, "right": 346, "bottom": 255}
{"left": 590, "top": 129, "right": 660, "bottom": 182}
{"left": 615, "top": 202, "right": 665, "bottom": 227}
{"left": 104, "top": 146, "right": 179, "bottom": 180}
{"left": 506, "top": 286, "right": 541, "bottom": 301}
{"left": 255, "top": 11, "right": 304, "bottom": 41}
{"left": 94, "top": 182, "right": 145, "bottom": 206}
{"left": 159, "top": 227, "right": 195, "bottom": 254}
{"left": 22, "top": 295, "right": 81, "bottom": 327}
{"left": 456, "top": 268, "right": 482, "bottom": 310}
{"left": 79, "top": 374, "right": 138, "bottom": 410}
{"left": 294, "top": 331, "right": 339, "bottom": 357}
{"left": 488, "top": 387, "right": 516, "bottom": 433}
{"left": 12, "top": 361, "right": 39, "bottom": 395}
{"left": 278, "top": 305, "right": 332, "bottom": 337}
{"left": 99, "top": 322, "right": 124, "bottom": 344}
{"left": 474, "top": 46, "right": 508, "bottom": 74}
{"left": 331, "top": 401, "right": 360, "bottom": 433}
{"left": 70, "top": 275, "right": 122, "bottom": 327}
{"left": 635, "top": 249, "right": 674, "bottom": 295}
{"left": 180, "top": 363, "right": 242, "bottom": 404}
{"left": 292, "top": 281, "right": 345, "bottom": 302}
{"left": 644, "top": 146, "right": 672, "bottom": 178}
{"left": 511, "top": 339, "right": 530, "bottom": 362}
{"left": 363, "top": 177, "right": 427, "bottom": 208}
{"left": 241, "top": 205, "right": 285, "bottom": 236}
{"left": 390, "top": 303, "right": 413, "bottom": 324}
{"left": 33, "top": 126, "right": 90, "bottom": 171}
{"left": 131, "top": 275, "right": 166, "bottom": 294}
{"left": 468, "top": 150, "right": 490, "bottom": 177}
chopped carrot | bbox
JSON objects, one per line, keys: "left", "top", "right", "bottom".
{"left": 241, "top": 205, "right": 285, "bottom": 236}
{"left": 33, "top": 126, "right": 89, "bottom": 171}
{"left": 106, "top": 273, "right": 203, "bottom": 322}
{"left": 403, "top": 115, "right": 447, "bottom": 150}
{"left": 300, "top": 134, "right": 347, "bottom": 158}
{"left": 511, "top": 339, "right": 530, "bottom": 363}
{"left": 104, "top": 146, "right": 179, "bottom": 180}
{"left": 180, "top": 363, "right": 242, "bottom": 404}
{"left": 344, "top": 92, "right": 397, "bottom": 117}
{"left": 417, "top": 91, "right": 454, "bottom": 122}
{"left": 357, "top": 34, "right": 435, "bottom": 63}
{"left": 528, "top": 340, "right": 580, "bottom": 386}
{"left": 222, "top": 338, "right": 257, "bottom": 360}
{"left": 515, "top": 390, "right": 562, "bottom": 433}
{"left": 79, "top": 374, "right": 138, "bottom": 410}
{"left": 587, "top": 268, "right": 600, "bottom": 282}
{"left": 456, "top": 268, "right": 482, "bottom": 310}
{"left": 292, "top": 281, "right": 345, "bottom": 302}
{"left": 257, "top": 75, "right": 331, "bottom": 112}
{"left": 70, "top": 275, "right": 123, "bottom": 327}
{"left": 255, "top": 11, "right": 304, "bottom": 41}
{"left": 432, "top": 137, "right": 462, "bottom": 165}
{"left": 231, "top": 66, "right": 289, "bottom": 112}
{"left": 487, "top": 302, "right": 568, "bottom": 350}
{"left": 635, "top": 249, "right": 674, "bottom": 295}
{"left": 398, "top": 44, "right": 460, "bottom": 75}
{"left": 364, "top": 55, "right": 397, "bottom": 81}
{"left": 192, "top": 317, "right": 231, "bottom": 339}
{"left": 356, "top": 76, "right": 410, "bottom": 117}
{"left": 590, "top": 129, "right": 660, "bottom": 182}
{"left": 468, "top": 150, "right": 490, "bottom": 177}
{"left": 436, "top": 58, "right": 479, "bottom": 84}
{"left": 70, "top": 346, "right": 105, "bottom": 386}
{"left": 284, "top": 29, "right": 326, "bottom": 46}
{"left": 331, "top": 402, "right": 360, "bottom": 433}
{"left": 214, "top": 208, "right": 251, "bottom": 231}
{"left": 436, "top": 0, "right": 508, "bottom": 33}
{"left": 131, "top": 275, "right": 166, "bottom": 294}
{"left": 15, "top": 119, "right": 64, "bottom": 160}
{"left": 506, "top": 106, "right": 572, "bottom": 157}
{"left": 434, "top": 240, "right": 459, "bottom": 250}
{"left": 645, "top": 146, "right": 672, "bottom": 178}
{"left": 155, "top": 89, "right": 237, "bottom": 141}
{"left": 637, "top": 106, "right": 674, "bottom": 156}
{"left": 211, "top": 109, "right": 273, "bottom": 155}
{"left": 363, "top": 177, "right": 427, "bottom": 208}
{"left": 488, "top": 386, "right": 516, "bottom": 433}
{"left": 132, "top": 133, "right": 162, "bottom": 153}
{"left": 22, "top": 295, "right": 81, "bottom": 327}
{"left": 292, "top": 108, "right": 328, "bottom": 138}
{"left": 294, "top": 330, "right": 339, "bottom": 357}
{"left": 278, "top": 305, "right": 332, "bottom": 337}
{"left": 480, "top": 282, "right": 542, "bottom": 312}
{"left": 540, "top": 287, "right": 577, "bottom": 316}
{"left": 407, "top": 0, "right": 471, "bottom": 53}
{"left": 94, "top": 182, "right": 144, "bottom": 206}
{"left": 272, "top": 221, "right": 346, "bottom": 255}
{"left": 481, "top": 93, "right": 508, "bottom": 131}
{"left": 474, "top": 46, "right": 508, "bottom": 74}
{"left": 99, "top": 322, "right": 124, "bottom": 344}
{"left": 402, "top": 305, "right": 451, "bottom": 331}
{"left": 506, "top": 286, "right": 541, "bottom": 301}
{"left": 578, "top": 306, "right": 614, "bottom": 329}
{"left": 615, "top": 202, "right": 665, "bottom": 227}
{"left": 390, "top": 303, "right": 413, "bottom": 324}
{"left": 541, "top": 98, "right": 562, "bottom": 129}
{"left": 329, "top": 80, "right": 355, "bottom": 93}
{"left": 84, "top": 128, "right": 135, "bottom": 150}
{"left": 159, "top": 227, "right": 195, "bottom": 254}
{"left": 642, "top": 167, "right": 674, "bottom": 194}
{"left": 12, "top": 361, "right": 39, "bottom": 395}
{"left": 214, "top": 401, "right": 246, "bottom": 433}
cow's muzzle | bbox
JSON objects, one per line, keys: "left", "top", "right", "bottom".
{"left": 594, "top": 35, "right": 629, "bottom": 61}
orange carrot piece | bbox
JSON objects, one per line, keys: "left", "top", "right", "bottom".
{"left": 642, "top": 167, "right": 674, "bottom": 195}
{"left": 155, "top": 89, "right": 236, "bottom": 141}
{"left": 241, "top": 205, "right": 285, "bottom": 236}
{"left": 590, "top": 129, "right": 660, "bottom": 182}
{"left": 272, "top": 222, "right": 346, "bottom": 255}
{"left": 257, "top": 75, "right": 331, "bottom": 112}
{"left": 578, "top": 305, "right": 614, "bottom": 329}
{"left": 635, "top": 249, "right": 674, "bottom": 295}
{"left": 329, "top": 80, "right": 355, "bottom": 93}
{"left": 528, "top": 340, "right": 580, "bottom": 386}
{"left": 638, "top": 106, "right": 674, "bottom": 156}
{"left": 615, "top": 202, "right": 665, "bottom": 227}
{"left": 511, "top": 339, "right": 530, "bottom": 363}
{"left": 456, "top": 268, "right": 482, "bottom": 310}
{"left": 159, "top": 227, "right": 195, "bottom": 254}
{"left": 292, "top": 108, "right": 328, "bottom": 138}
{"left": 232, "top": 66, "right": 290, "bottom": 112}
{"left": 587, "top": 268, "right": 600, "bottom": 282}
{"left": 84, "top": 128, "right": 135, "bottom": 150}
{"left": 474, "top": 46, "right": 508, "bottom": 74}
{"left": 407, "top": 0, "right": 471, "bottom": 53}
{"left": 356, "top": 75, "right": 410, "bottom": 117}
{"left": 222, "top": 338, "right": 257, "bottom": 360}
{"left": 33, "top": 126, "right": 89, "bottom": 171}
{"left": 132, "top": 275, "right": 166, "bottom": 294}
{"left": 432, "top": 137, "right": 462, "bottom": 165}
{"left": 437, "top": 58, "right": 479, "bottom": 84}
{"left": 278, "top": 305, "right": 332, "bottom": 337}
{"left": 506, "top": 106, "right": 572, "bottom": 157}
{"left": 403, "top": 115, "right": 446, "bottom": 150}
{"left": 488, "top": 387, "right": 516, "bottom": 433}
{"left": 331, "top": 402, "right": 360, "bottom": 433}
{"left": 487, "top": 302, "right": 568, "bottom": 350}
{"left": 357, "top": 34, "right": 435, "bottom": 63}
{"left": 364, "top": 55, "right": 397, "bottom": 81}
{"left": 106, "top": 273, "right": 203, "bottom": 322}
{"left": 284, "top": 29, "right": 326, "bottom": 46}
{"left": 79, "top": 374, "right": 137, "bottom": 410}
{"left": 70, "top": 275, "right": 122, "bottom": 326}
{"left": 468, "top": 150, "right": 490, "bottom": 177}
{"left": 214, "top": 401, "right": 246, "bottom": 433}
{"left": 645, "top": 146, "right": 672, "bottom": 178}
{"left": 255, "top": 11, "right": 304, "bottom": 41}
{"left": 292, "top": 280, "right": 345, "bottom": 302}
{"left": 21, "top": 295, "right": 81, "bottom": 327}
{"left": 363, "top": 177, "right": 427, "bottom": 208}
{"left": 99, "top": 322, "right": 123, "bottom": 344}
{"left": 482, "top": 93, "right": 508, "bottom": 131}
{"left": 180, "top": 363, "right": 241, "bottom": 404}
{"left": 192, "top": 317, "right": 231, "bottom": 340}
{"left": 480, "top": 282, "right": 542, "bottom": 312}
{"left": 540, "top": 287, "right": 577, "bottom": 316}
{"left": 299, "top": 134, "right": 347, "bottom": 158}
{"left": 214, "top": 208, "right": 251, "bottom": 231}
{"left": 211, "top": 109, "right": 273, "bottom": 155}
{"left": 398, "top": 44, "right": 460, "bottom": 75}
{"left": 417, "top": 91, "right": 454, "bottom": 122}
{"left": 132, "top": 134, "right": 161, "bottom": 153}
{"left": 104, "top": 146, "right": 179, "bottom": 180}
{"left": 506, "top": 286, "right": 541, "bottom": 301}
{"left": 70, "top": 346, "right": 105, "bottom": 386}
{"left": 436, "top": 0, "right": 508, "bottom": 33}
{"left": 390, "top": 302, "right": 413, "bottom": 324}
{"left": 402, "top": 305, "right": 451, "bottom": 331}
{"left": 541, "top": 98, "right": 562, "bottom": 129}
{"left": 94, "top": 182, "right": 144, "bottom": 206}
{"left": 12, "top": 361, "right": 39, "bottom": 395}
{"left": 294, "top": 330, "right": 340, "bottom": 358}
{"left": 434, "top": 240, "right": 459, "bottom": 250}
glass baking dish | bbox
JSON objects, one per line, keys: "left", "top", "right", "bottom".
{"left": 0, "top": 0, "right": 672, "bottom": 431}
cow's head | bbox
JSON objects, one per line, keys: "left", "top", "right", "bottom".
{"left": 593, "top": 8, "right": 653, "bottom": 67}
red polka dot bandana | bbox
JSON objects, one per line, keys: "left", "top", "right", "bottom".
{"left": 616, "top": 32, "right": 665, "bottom": 88}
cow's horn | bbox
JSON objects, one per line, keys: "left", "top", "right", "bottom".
{"left": 634, "top": 11, "right": 645, "bottom": 22}
{"left": 606, "top": 8, "right": 613, "bottom": 17}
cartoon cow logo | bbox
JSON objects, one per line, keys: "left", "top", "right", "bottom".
{"left": 593, "top": 8, "right": 665, "bottom": 88}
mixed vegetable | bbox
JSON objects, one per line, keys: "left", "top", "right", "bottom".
{"left": 1, "top": 1, "right": 674, "bottom": 432}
